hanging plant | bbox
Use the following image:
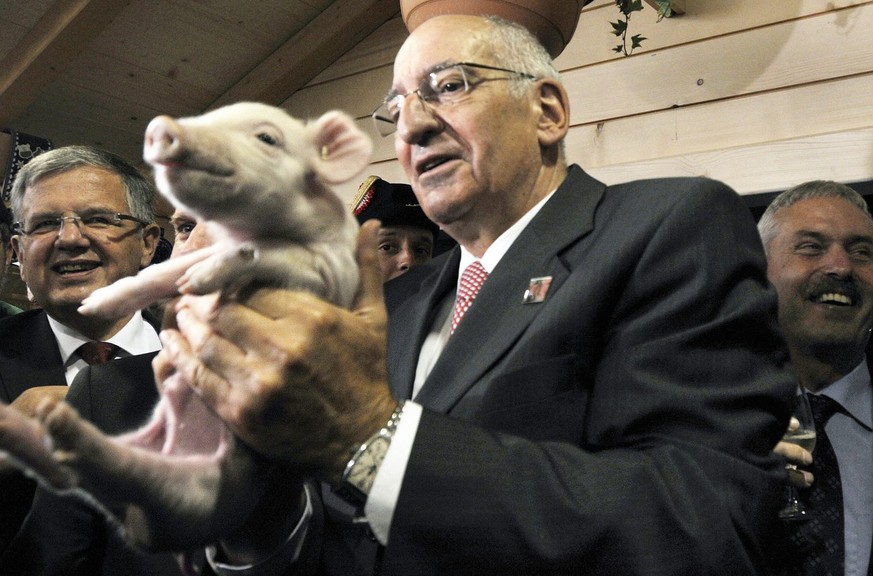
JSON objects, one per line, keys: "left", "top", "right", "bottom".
{"left": 611, "top": 0, "right": 675, "bottom": 57}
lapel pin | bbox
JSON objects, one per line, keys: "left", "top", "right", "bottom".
{"left": 523, "top": 276, "right": 553, "bottom": 304}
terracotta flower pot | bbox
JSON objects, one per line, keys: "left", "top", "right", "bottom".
{"left": 399, "top": 0, "right": 588, "bottom": 58}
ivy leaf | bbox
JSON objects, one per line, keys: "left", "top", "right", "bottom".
{"left": 613, "top": 45, "right": 624, "bottom": 54}
{"left": 630, "top": 34, "right": 647, "bottom": 49}
{"left": 628, "top": 0, "right": 644, "bottom": 13}
{"left": 610, "top": 20, "right": 627, "bottom": 36}
{"left": 655, "top": 0, "right": 673, "bottom": 21}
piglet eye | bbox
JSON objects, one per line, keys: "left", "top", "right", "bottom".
{"left": 257, "top": 132, "right": 278, "bottom": 146}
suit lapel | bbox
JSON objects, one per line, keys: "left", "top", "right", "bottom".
{"left": 414, "top": 166, "right": 605, "bottom": 412}
{"left": 388, "top": 250, "right": 461, "bottom": 400}
{"left": 0, "top": 311, "right": 66, "bottom": 401}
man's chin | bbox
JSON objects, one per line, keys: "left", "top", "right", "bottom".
{"left": 801, "top": 323, "right": 869, "bottom": 349}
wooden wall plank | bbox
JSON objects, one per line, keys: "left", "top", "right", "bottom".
{"left": 286, "top": 2, "right": 873, "bottom": 128}
{"left": 562, "top": 2, "right": 873, "bottom": 125}
{"left": 306, "top": 15, "right": 404, "bottom": 85}
{"left": 565, "top": 73, "right": 873, "bottom": 168}
{"left": 356, "top": 72, "right": 873, "bottom": 168}
{"left": 586, "top": 128, "right": 873, "bottom": 195}
{"left": 562, "top": 0, "right": 870, "bottom": 67}
{"left": 357, "top": 128, "right": 873, "bottom": 202}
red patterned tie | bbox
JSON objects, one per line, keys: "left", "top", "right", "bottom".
{"left": 451, "top": 261, "right": 488, "bottom": 334}
{"left": 77, "top": 341, "right": 119, "bottom": 365}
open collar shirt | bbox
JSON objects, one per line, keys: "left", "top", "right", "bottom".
{"left": 815, "top": 358, "right": 873, "bottom": 576}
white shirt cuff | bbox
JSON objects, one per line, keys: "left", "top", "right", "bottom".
{"left": 206, "top": 482, "right": 315, "bottom": 575}
{"left": 363, "top": 401, "right": 422, "bottom": 544}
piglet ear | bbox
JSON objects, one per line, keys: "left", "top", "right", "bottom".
{"left": 308, "top": 111, "right": 373, "bottom": 184}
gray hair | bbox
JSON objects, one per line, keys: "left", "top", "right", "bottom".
{"left": 477, "top": 16, "right": 566, "bottom": 160}
{"left": 758, "top": 180, "right": 872, "bottom": 254}
{"left": 10, "top": 145, "right": 156, "bottom": 225}
{"left": 480, "top": 16, "right": 561, "bottom": 98}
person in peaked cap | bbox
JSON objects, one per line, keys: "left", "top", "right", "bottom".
{"left": 352, "top": 175, "right": 441, "bottom": 282}
{"left": 0, "top": 201, "right": 23, "bottom": 320}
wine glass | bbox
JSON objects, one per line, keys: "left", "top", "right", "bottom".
{"left": 778, "top": 392, "right": 817, "bottom": 521}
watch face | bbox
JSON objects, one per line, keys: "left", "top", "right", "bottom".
{"left": 348, "top": 436, "right": 390, "bottom": 494}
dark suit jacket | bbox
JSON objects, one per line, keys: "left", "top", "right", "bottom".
{"left": 1, "top": 352, "right": 188, "bottom": 576}
{"left": 0, "top": 310, "right": 64, "bottom": 552}
{"left": 0, "top": 309, "right": 66, "bottom": 404}
{"left": 310, "top": 166, "right": 795, "bottom": 576}
{"left": 0, "top": 308, "right": 161, "bottom": 403}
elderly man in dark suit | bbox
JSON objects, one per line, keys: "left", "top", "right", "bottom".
{"left": 145, "top": 13, "right": 799, "bottom": 576}
{"left": 0, "top": 145, "right": 161, "bottom": 554}
{"left": 763, "top": 181, "right": 873, "bottom": 576}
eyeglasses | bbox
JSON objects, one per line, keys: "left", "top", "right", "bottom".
{"left": 13, "top": 212, "right": 149, "bottom": 238}
{"left": 372, "top": 62, "right": 536, "bottom": 136}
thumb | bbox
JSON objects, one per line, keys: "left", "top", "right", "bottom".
{"left": 353, "top": 220, "right": 387, "bottom": 328}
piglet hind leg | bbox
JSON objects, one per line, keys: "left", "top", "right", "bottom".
{"left": 35, "top": 399, "right": 269, "bottom": 551}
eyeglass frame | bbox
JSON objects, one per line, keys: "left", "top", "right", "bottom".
{"left": 13, "top": 212, "right": 151, "bottom": 238}
{"left": 371, "top": 61, "right": 537, "bottom": 136}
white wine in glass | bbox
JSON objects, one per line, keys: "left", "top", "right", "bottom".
{"left": 778, "top": 392, "right": 817, "bottom": 521}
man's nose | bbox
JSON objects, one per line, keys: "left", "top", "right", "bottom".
{"left": 396, "top": 247, "right": 412, "bottom": 270}
{"left": 395, "top": 93, "right": 441, "bottom": 144}
{"left": 55, "top": 217, "right": 88, "bottom": 244}
{"left": 823, "top": 246, "right": 853, "bottom": 277}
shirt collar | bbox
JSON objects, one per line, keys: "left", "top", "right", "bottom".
{"left": 48, "top": 311, "right": 162, "bottom": 366}
{"left": 817, "top": 357, "right": 873, "bottom": 431}
{"left": 458, "top": 189, "right": 556, "bottom": 279}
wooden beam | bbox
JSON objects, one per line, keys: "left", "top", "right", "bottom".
{"left": 210, "top": 0, "right": 399, "bottom": 109}
{"left": 0, "top": 0, "right": 130, "bottom": 126}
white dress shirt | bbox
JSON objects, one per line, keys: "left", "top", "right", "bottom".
{"left": 48, "top": 311, "right": 162, "bottom": 384}
{"left": 365, "top": 190, "right": 556, "bottom": 543}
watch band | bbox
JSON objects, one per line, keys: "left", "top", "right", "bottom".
{"left": 337, "top": 401, "right": 406, "bottom": 508}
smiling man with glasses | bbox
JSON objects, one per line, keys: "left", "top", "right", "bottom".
{"left": 0, "top": 146, "right": 162, "bottom": 557}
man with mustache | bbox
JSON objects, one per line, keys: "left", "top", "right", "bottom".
{"left": 761, "top": 181, "right": 873, "bottom": 576}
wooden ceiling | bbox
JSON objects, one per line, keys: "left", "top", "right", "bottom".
{"left": 0, "top": 0, "right": 400, "bottom": 165}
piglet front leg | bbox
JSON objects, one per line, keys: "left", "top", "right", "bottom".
{"left": 179, "top": 239, "right": 360, "bottom": 309}
{"left": 79, "top": 245, "right": 222, "bottom": 318}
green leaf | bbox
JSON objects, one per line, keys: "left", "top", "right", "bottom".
{"left": 656, "top": 0, "right": 673, "bottom": 21}
{"left": 610, "top": 20, "right": 627, "bottom": 35}
{"left": 613, "top": 45, "right": 624, "bottom": 54}
{"left": 628, "top": 0, "right": 644, "bottom": 12}
{"left": 631, "top": 34, "right": 647, "bottom": 49}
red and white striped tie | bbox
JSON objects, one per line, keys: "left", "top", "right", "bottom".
{"left": 451, "top": 261, "right": 488, "bottom": 334}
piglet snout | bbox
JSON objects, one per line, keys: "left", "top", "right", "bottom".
{"left": 144, "top": 115, "right": 186, "bottom": 165}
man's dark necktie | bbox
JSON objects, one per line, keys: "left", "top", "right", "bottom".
{"left": 784, "top": 394, "right": 845, "bottom": 576}
{"left": 76, "top": 341, "right": 119, "bottom": 365}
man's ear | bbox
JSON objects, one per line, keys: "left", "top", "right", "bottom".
{"left": 11, "top": 236, "right": 25, "bottom": 280}
{"left": 139, "top": 223, "right": 162, "bottom": 268}
{"left": 535, "top": 79, "right": 570, "bottom": 148}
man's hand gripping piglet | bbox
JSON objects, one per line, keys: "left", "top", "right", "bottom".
{"left": 0, "top": 102, "right": 372, "bottom": 557}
